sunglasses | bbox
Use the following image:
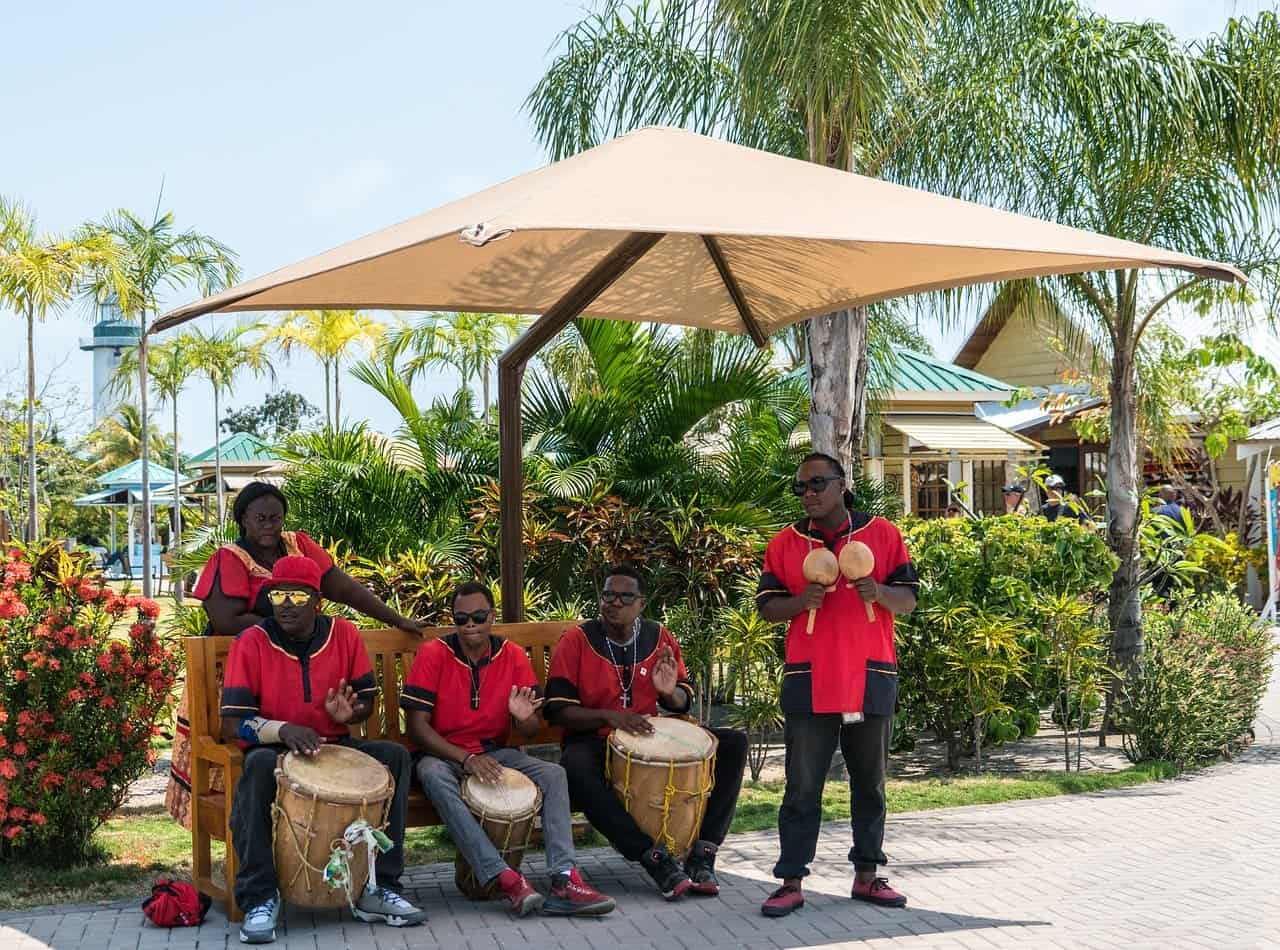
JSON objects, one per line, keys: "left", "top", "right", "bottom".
{"left": 600, "top": 591, "right": 640, "bottom": 605}
{"left": 268, "top": 589, "right": 312, "bottom": 607}
{"left": 453, "top": 609, "right": 492, "bottom": 627}
{"left": 791, "top": 475, "right": 843, "bottom": 497}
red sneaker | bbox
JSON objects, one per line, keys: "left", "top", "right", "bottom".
{"left": 761, "top": 883, "right": 804, "bottom": 918}
{"left": 498, "top": 870, "right": 545, "bottom": 917}
{"left": 852, "top": 876, "right": 907, "bottom": 908}
{"left": 545, "top": 869, "right": 616, "bottom": 917}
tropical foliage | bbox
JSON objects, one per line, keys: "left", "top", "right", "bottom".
{"left": 264, "top": 310, "right": 384, "bottom": 428}
{"left": 0, "top": 543, "right": 179, "bottom": 862}
{"left": 386, "top": 311, "right": 526, "bottom": 426}
{"left": 184, "top": 325, "right": 274, "bottom": 522}
{"left": 0, "top": 197, "right": 122, "bottom": 541}
{"left": 894, "top": 515, "right": 1116, "bottom": 770}
{"left": 1123, "top": 594, "right": 1276, "bottom": 767}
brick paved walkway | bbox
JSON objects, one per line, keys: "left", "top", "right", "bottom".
{"left": 3, "top": 638, "right": 1276, "bottom": 950}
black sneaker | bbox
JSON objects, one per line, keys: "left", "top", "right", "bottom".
{"left": 639, "top": 845, "right": 692, "bottom": 900}
{"left": 684, "top": 840, "right": 720, "bottom": 896}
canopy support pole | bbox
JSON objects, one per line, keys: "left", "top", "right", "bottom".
{"left": 497, "top": 231, "right": 664, "bottom": 621}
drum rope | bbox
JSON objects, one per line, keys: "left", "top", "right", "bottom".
{"left": 271, "top": 781, "right": 392, "bottom": 913}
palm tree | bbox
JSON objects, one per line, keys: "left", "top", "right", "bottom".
{"left": 0, "top": 197, "right": 122, "bottom": 541}
{"left": 527, "top": 0, "right": 1032, "bottom": 472}
{"left": 87, "top": 207, "right": 238, "bottom": 595}
{"left": 84, "top": 403, "right": 171, "bottom": 473}
{"left": 113, "top": 335, "right": 197, "bottom": 594}
{"left": 961, "top": 11, "right": 1280, "bottom": 684}
{"left": 522, "top": 318, "right": 794, "bottom": 514}
{"left": 186, "top": 325, "right": 274, "bottom": 523}
{"left": 386, "top": 312, "right": 527, "bottom": 425}
{"left": 263, "top": 309, "right": 384, "bottom": 428}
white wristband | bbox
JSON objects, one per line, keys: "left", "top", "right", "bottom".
{"left": 239, "top": 716, "right": 287, "bottom": 745}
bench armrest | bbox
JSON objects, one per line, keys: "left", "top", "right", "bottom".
{"left": 191, "top": 736, "right": 244, "bottom": 770}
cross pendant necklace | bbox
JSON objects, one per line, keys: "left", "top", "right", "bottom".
{"left": 605, "top": 618, "right": 639, "bottom": 708}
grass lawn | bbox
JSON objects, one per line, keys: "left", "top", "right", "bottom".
{"left": 0, "top": 761, "right": 1176, "bottom": 912}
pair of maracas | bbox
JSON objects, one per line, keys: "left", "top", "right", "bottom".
{"left": 801, "top": 541, "right": 876, "bottom": 633}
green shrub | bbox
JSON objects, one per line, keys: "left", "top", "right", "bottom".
{"left": 895, "top": 515, "right": 1116, "bottom": 770}
{"left": 1122, "top": 594, "right": 1275, "bottom": 766}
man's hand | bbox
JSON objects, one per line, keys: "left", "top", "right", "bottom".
{"left": 462, "top": 752, "right": 504, "bottom": 784}
{"left": 396, "top": 616, "right": 428, "bottom": 637}
{"left": 508, "top": 685, "right": 543, "bottom": 722}
{"left": 652, "top": 644, "right": 680, "bottom": 700}
{"left": 607, "top": 710, "right": 655, "bottom": 735}
{"left": 851, "top": 576, "right": 879, "bottom": 605}
{"left": 799, "top": 582, "right": 827, "bottom": 611}
{"left": 279, "top": 723, "right": 323, "bottom": 756}
{"left": 324, "top": 679, "right": 359, "bottom": 725}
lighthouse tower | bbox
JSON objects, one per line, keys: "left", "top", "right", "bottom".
{"left": 79, "top": 295, "right": 140, "bottom": 423}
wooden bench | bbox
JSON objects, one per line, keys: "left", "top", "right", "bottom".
{"left": 185, "top": 622, "right": 569, "bottom": 921}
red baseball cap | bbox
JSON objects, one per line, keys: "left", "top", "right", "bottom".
{"left": 271, "top": 555, "right": 322, "bottom": 593}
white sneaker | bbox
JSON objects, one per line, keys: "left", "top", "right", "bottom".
{"left": 239, "top": 891, "right": 280, "bottom": 944}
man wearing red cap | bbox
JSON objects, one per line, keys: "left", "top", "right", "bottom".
{"left": 219, "top": 556, "right": 427, "bottom": 944}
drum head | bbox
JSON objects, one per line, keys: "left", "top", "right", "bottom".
{"left": 279, "top": 744, "right": 391, "bottom": 803}
{"left": 609, "top": 717, "right": 715, "bottom": 763}
{"left": 461, "top": 766, "right": 540, "bottom": 818}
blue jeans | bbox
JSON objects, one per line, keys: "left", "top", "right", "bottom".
{"left": 415, "top": 748, "right": 576, "bottom": 884}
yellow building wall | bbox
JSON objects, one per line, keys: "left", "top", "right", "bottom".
{"left": 1215, "top": 444, "right": 1251, "bottom": 495}
{"left": 971, "top": 320, "right": 1072, "bottom": 389}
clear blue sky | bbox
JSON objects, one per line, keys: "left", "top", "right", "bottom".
{"left": 1, "top": 0, "right": 1269, "bottom": 450}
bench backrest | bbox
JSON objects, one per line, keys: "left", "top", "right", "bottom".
{"left": 185, "top": 621, "right": 571, "bottom": 750}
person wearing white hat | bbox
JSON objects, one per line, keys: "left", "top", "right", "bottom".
{"left": 1039, "top": 474, "right": 1090, "bottom": 525}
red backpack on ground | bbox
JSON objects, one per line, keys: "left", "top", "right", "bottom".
{"left": 142, "top": 879, "right": 211, "bottom": 927}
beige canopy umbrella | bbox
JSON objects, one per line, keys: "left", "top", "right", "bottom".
{"left": 155, "top": 126, "right": 1243, "bottom": 618}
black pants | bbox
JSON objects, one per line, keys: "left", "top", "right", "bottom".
{"left": 230, "top": 737, "right": 411, "bottom": 910}
{"left": 774, "top": 712, "right": 890, "bottom": 879}
{"left": 561, "top": 727, "right": 748, "bottom": 861}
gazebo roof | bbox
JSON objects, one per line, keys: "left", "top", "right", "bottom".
{"left": 188, "top": 432, "right": 279, "bottom": 465}
{"left": 94, "top": 459, "right": 184, "bottom": 489}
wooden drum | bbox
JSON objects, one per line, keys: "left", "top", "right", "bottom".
{"left": 607, "top": 717, "right": 717, "bottom": 860}
{"left": 455, "top": 766, "right": 542, "bottom": 899}
{"left": 272, "top": 745, "right": 394, "bottom": 909}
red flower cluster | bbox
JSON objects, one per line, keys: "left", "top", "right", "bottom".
{"left": 0, "top": 542, "right": 179, "bottom": 860}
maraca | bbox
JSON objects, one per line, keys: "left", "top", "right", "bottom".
{"left": 839, "top": 540, "right": 877, "bottom": 622}
{"left": 801, "top": 548, "right": 840, "bottom": 634}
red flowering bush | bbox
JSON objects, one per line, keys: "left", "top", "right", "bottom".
{"left": 0, "top": 542, "right": 179, "bottom": 863}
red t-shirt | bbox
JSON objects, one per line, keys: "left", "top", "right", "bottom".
{"left": 400, "top": 634, "right": 538, "bottom": 754}
{"left": 756, "top": 513, "right": 918, "bottom": 716}
{"left": 220, "top": 615, "right": 376, "bottom": 748}
{"left": 544, "top": 620, "right": 695, "bottom": 737}
{"left": 193, "top": 531, "right": 334, "bottom": 617}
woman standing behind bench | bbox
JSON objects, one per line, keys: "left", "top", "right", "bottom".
{"left": 165, "top": 481, "right": 426, "bottom": 829}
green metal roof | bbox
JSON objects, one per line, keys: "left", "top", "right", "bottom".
{"left": 187, "top": 432, "right": 279, "bottom": 465}
{"left": 887, "top": 347, "right": 1015, "bottom": 393}
{"left": 95, "top": 459, "right": 184, "bottom": 488}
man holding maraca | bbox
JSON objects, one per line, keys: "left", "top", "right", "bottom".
{"left": 756, "top": 453, "right": 918, "bottom": 918}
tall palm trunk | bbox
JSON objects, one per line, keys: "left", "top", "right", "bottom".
{"left": 807, "top": 307, "right": 868, "bottom": 473}
{"left": 1105, "top": 321, "right": 1143, "bottom": 736}
{"left": 805, "top": 142, "right": 869, "bottom": 472}
{"left": 334, "top": 357, "right": 341, "bottom": 428}
{"left": 139, "top": 318, "right": 153, "bottom": 597}
{"left": 322, "top": 360, "right": 332, "bottom": 429}
{"left": 172, "top": 394, "right": 183, "bottom": 605}
{"left": 482, "top": 360, "right": 491, "bottom": 427}
{"left": 213, "top": 383, "right": 225, "bottom": 523}
{"left": 25, "top": 305, "right": 38, "bottom": 542}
